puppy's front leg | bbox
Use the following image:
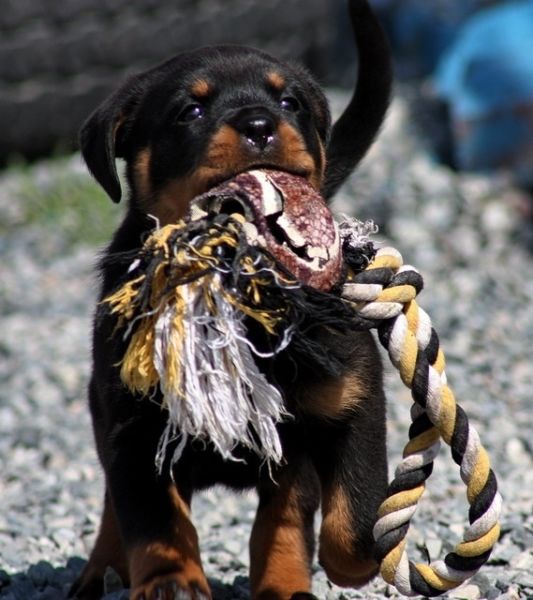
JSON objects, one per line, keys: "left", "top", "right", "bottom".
{"left": 309, "top": 370, "right": 388, "bottom": 589}
{"left": 249, "top": 457, "right": 320, "bottom": 600}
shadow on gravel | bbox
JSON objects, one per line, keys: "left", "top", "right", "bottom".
{"left": 0, "top": 558, "right": 250, "bottom": 599}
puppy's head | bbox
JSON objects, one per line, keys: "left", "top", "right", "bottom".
{"left": 80, "top": 0, "right": 392, "bottom": 225}
{"left": 81, "top": 47, "right": 330, "bottom": 223}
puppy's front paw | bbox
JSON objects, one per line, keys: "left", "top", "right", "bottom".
{"left": 132, "top": 574, "right": 211, "bottom": 600}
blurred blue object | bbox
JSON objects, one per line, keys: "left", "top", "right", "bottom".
{"left": 389, "top": 4, "right": 459, "bottom": 76}
{"left": 372, "top": 0, "right": 483, "bottom": 77}
{"left": 435, "top": 0, "right": 533, "bottom": 119}
{"left": 433, "top": 0, "right": 533, "bottom": 181}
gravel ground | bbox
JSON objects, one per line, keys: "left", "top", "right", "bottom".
{"left": 0, "top": 91, "right": 532, "bottom": 600}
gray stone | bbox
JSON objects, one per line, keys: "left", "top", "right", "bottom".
{"left": 493, "top": 585, "right": 523, "bottom": 600}
{"left": 505, "top": 438, "right": 532, "bottom": 466}
{"left": 103, "top": 567, "right": 124, "bottom": 595}
{"left": 509, "top": 550, "right": 533, "bottom": 572}
{"left": 27, "top": 562, "right": 54, "bottom": 588}
{"left": 448, "top": 584, "right": 481, "bottom": 599}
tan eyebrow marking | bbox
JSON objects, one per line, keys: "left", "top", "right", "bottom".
{"left": 190, "top": 78, "right": 212, "bottom": 98}
{"left": 266, "top": 71, "right": 286, "bottom": 91}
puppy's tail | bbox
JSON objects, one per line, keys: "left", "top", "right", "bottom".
{"left": 322, "top": 0, "right": 393, "bottom": 200}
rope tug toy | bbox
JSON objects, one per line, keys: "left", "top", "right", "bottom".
{"left": 102, "top": 169, "right": 501, "bottom": 597}
{"left": 344, "top": 248, "right": 502, "bottom": 596}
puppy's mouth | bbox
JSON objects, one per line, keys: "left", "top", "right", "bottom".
{"left": 204, "top": 163, "right": 313, "bottom": 195}
{"left": 189, "top": 169, "right": 341, "bottom": 290}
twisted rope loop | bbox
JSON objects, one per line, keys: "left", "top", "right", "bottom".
{"left": 342, "top": 247, "right": 502, "bottom": 597}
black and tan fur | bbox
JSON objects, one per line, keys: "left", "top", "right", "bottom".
{"left": 70, "top": 1, "right": 393, "bottom": 599}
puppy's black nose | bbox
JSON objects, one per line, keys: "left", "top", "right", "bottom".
{"left": 234, "top": 113, "right": 276, "bottom": 150}
{"left": 243, "top": 117, "right": 275, "bottom": 149}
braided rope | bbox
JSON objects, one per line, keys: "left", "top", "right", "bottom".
{"left": 342, "top": 247, "right": 502, "bottom": 597}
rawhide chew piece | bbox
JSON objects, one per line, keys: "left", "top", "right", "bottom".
{"left": 191, "top": 169, "right": 342, "bottom": 291}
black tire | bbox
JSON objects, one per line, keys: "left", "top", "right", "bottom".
{"left": 0, "top": 0, "right": 334, "bottom": 163}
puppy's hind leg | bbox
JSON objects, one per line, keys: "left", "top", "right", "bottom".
{"left": 76, "top": 380, "right": 210, "bottom": 600}
{"left": 68, "top": 491, "right": 129, "bottom": 599}
{"left": 105, "top": 412, "right": 210, "bottom": 600}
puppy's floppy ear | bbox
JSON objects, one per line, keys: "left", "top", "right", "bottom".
{"left": 322, "top": 0, "right": 393, "bottom": 200}
{"left": 79, "top": 75, "right": 146, "bottom": 203}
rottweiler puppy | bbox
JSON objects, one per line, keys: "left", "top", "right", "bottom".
{"left": 70, "top": 1, "right": 392, "bottom": 599}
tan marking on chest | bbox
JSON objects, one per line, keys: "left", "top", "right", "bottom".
{"left": 301, "top": 372, "right": 367, "bottom": 419}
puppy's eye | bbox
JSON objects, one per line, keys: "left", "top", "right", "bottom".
{"left": 177, "top": 103, "right": 205, "bottom": 123}
{"left": 280, "top": 96, "right": 300, "bottom": 113}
